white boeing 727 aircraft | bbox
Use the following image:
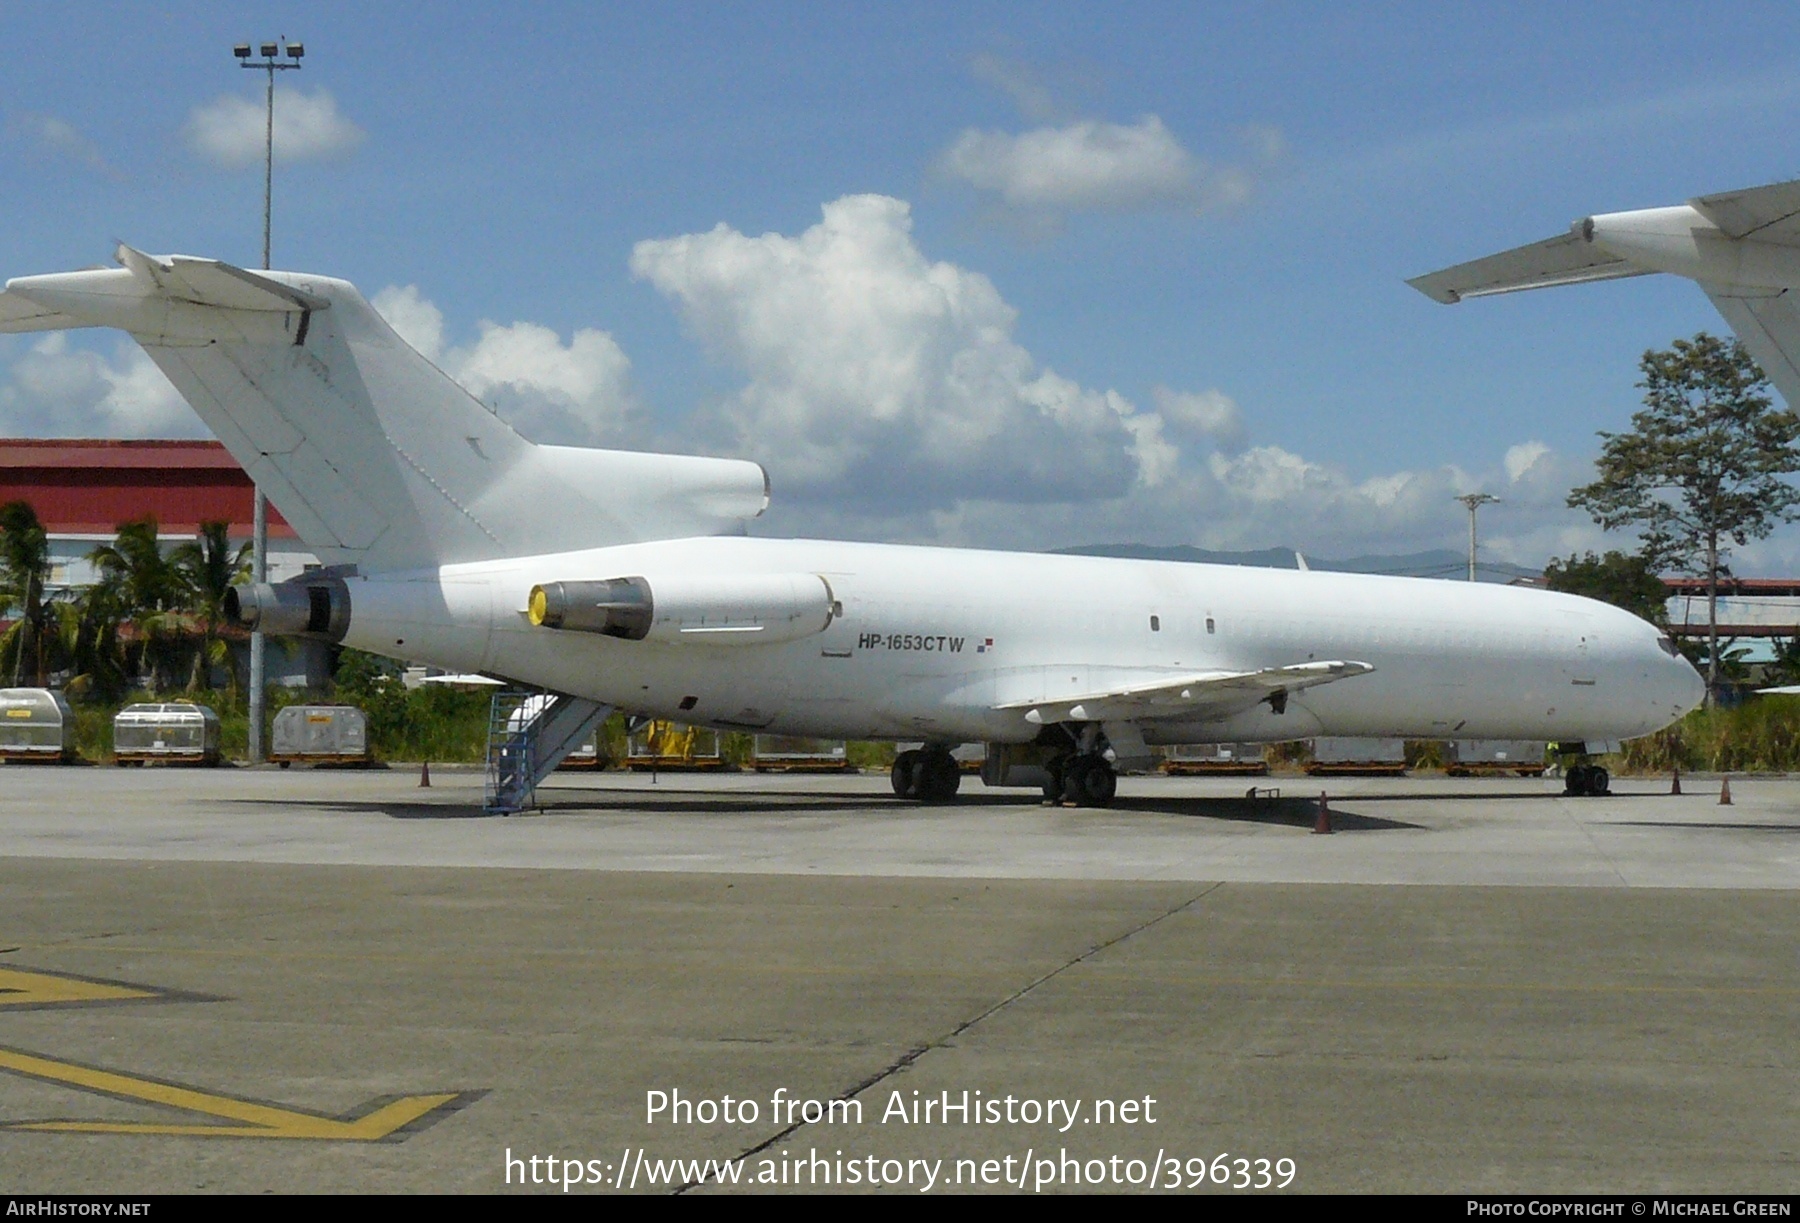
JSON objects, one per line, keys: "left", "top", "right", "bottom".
{"left": 0, "top": 246, "right": 1701, "bottom": 807}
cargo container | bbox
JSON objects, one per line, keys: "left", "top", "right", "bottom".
{"left": 112, "top": 702, "right": 221, "bottom": 766}
{"left": 1161, "top": 742, "right": 1268, "bottom": 776}
{"left": 1304, "top": 737, "right": 1407, "bottom": 776}
{"left": 557, "top": 731, "right": 606, "bottom": 770}
{"left": 0, "top": 688, "right": 75, "bottom": 763}
{"left": 751, "top": 735, "right": 852, "bottom": 772}
{"left": 1446, "top": 740, "right": 1548, "bottom": 777}
{"left": 270, "top": 705, "right": 371, "bottom": 766}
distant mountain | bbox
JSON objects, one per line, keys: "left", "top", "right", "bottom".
{"left": 1052, "top": 543, "right": 1541, "bottom": 584}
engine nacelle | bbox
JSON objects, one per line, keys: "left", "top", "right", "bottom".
{"left": 529, "top": 572, "right": 836, "bottom": 646}
{"left": 225, "top": 575, "right": 352, "bottom": 642}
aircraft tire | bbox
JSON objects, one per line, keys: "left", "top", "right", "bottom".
{"left": 1083, "top": 759, "right": 1118, "bottom": 806}
{"left": 1061, "top": 755, "right": 1117, "bottom": 807}
{"left": 1564, "top": 764, "right": 1590, "bottom": 797}
{"left": 918, "top": 751, "right": 962, "bottom": 803}
{"left": 1062, "top": 757, "right": 1090, "bottom": 805}
{"left": 1587, "top": 766, "right": 1610, "bottom": 796}
{"left": 891, "top": 750, "right": 921, "bottom": 799}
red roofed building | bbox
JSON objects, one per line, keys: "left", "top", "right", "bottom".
{"left": 0, "top": 438, "right": 295, "bottom": 538}
{"left": 0, "top": 438, "right": 317, "bottom": 589}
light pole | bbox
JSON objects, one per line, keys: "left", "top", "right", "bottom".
{"left": 232, "top": 39, "right": 303, "bottom": 765}
{"left": 1455, "top": 493, "right": 1499, "bottom": 582}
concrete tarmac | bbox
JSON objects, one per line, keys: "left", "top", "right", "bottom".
{"left": 2, "top": 767, "right": 1798, "bottom": 1193}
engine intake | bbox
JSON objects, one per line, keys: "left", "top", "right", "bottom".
{"left": 225, "top": 575, "right": 351, "bottom": 642}
{"left": 528, "top": 573, "right": 835, "bottom": 646}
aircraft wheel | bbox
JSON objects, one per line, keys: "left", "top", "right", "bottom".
{"left": 890, "top": 750, "right": 921, "bottom": 799}
{"left": 1062, "top": 757, "right": 1090, "bottom": 805}
{"left": 1083, "top": 758, "right": 1118, "bottom": 806}
{"left": 1587, "top": 766, "right": 1610, "bottom": 796}
{"left": 1061, "top": 755, "right": 1117, "bottom": 807}
{"left": 918, "top": 751, "right": 962, "bottom": 803}
{"left": 1564, "top": 764, "right": 1590, "bottom": 797}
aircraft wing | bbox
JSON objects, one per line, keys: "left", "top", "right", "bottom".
{"left": 1690, "top": 179, "right": 1800, "bottom": 242}
{"left": 996, "top": 659, "right": 1373, "bottom": 724}
{"left": 1405, "top": 230, "right": 1649, "bottom": 303}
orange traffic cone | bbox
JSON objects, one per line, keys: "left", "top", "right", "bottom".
{"left": 1719, "top": 776, "right": 1732, "bottom": 806}
{"left": 1670, "top": 767, "right": 1681, "bottom": 795}
{"left": 419, "top": 760, "right": 431, "bottom": 788}
{"left": 1313, "top": 791, "right": 1332, "bottom": 834}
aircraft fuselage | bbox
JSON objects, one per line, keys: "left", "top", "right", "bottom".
{"left": 340, "top": 535, "right": 1703, "bottom": 747}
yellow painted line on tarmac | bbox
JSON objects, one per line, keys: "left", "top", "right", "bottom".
{"left": 0, "top": 1045, "right": 469, "bottom": 1140}
{"left": 0, "top": 966, "right": 169, "bottom": 1010}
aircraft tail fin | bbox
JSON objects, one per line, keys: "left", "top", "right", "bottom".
{"left": 0, "top": 246, "right": 767, "bottom": 573}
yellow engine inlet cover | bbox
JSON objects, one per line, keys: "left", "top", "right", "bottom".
{"left": 527, "top": 585, "right": 549, "bottom": 626}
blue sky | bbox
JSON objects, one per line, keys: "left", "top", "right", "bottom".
{"left": 5, "top": 2, "right": 1800, "bottom": 571}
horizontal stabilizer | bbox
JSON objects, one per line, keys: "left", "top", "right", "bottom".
{"left": 112, "top": 245, "right": 330, "bottom": 313}
{"left": 0, "top": 289, "right": 90, "bottom": 334}
{"left": 1691, "top": 181, "right": 1800, "bottom": 243}
{"left": 997, "top": 659, "right": 1373, "bottom": 724}
{"left": 1406, "top": 231, "right": 1649, "bottom": 303}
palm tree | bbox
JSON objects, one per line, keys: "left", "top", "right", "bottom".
{"left": 0, "top": 500, "right": 52, "bottom": 686}
{"left": 171, "top": 521, "right": 252, "bottom": 691}
{"left": 87, "top": 517, "right": 185, "bottom": 692}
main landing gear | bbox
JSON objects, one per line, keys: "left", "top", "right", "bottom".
{"left": 892, "top": 747, "right": 962, "bottom": 803}
{"left": 1044, "top": 753, "right": 1117, "bottom": 808}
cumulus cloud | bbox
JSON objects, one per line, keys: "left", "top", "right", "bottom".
{"left": 939, "top": 116, "right": 1201, "bottom": 212}
{"left": 1503, "top": 440, "right": 1551, "bottom": 483}
{"left": 185, "top": 87, "right": 365, "bottom": 167}
{"left": 0, "top": 334, "right": 199, "bottom": 437}
{"left": 621, "top": 192, "right": 1607, "bottom": 567}
{"left": 891, "top": 434, "right": 1609, "bottom": 574}
{"left": 1151, "top": 385, "right": 1247, "bottom": 454}
{"left": 630, "top": 194, "right": 1166, "bottom": 509}
{"left": 371, "top": 285, "right": 636, "bottom": 445}
{"left": 936, "top": 117, "right": 1280, "bottom": 218}
{"left": 7, "top": 112, "right": 117, "bottom": 176}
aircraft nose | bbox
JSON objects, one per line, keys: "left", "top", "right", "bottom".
{"left": 1674, "top": 655, "right": 1706, "bottom": 713}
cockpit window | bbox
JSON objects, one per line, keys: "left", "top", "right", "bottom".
{"left": 1657, "top": 635, "right": 1678, "bottom": 658}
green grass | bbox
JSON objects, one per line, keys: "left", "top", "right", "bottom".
{"left": 1617, "top": 697, "right": 1800, "bottom": 774}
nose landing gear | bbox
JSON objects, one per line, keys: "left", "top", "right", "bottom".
{"left": 1564, "top": 762, "right": 1611, "bottom": 797}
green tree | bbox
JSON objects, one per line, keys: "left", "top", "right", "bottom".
{"left": 1568, "top": 333, "right": 1800, "bottom": 700}
{"left": 1542, "top": 550, "right": 1669, "bottom": 625}
{"left": 171, "top": 521, "right": 252, "bottom": 692}
{"left": 0, "top": 500, "right": 52, "bottom": 686}
{"left": 87, "top": 517, "right": 186, "bottom": 691}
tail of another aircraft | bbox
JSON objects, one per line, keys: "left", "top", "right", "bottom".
{"left": 1408, "top": 179, "right": 1800, "bottom": 413}
{"left": 0, "top": 246, "right": 768, "bottom": 573}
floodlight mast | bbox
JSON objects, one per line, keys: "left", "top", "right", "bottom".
{"left": 1455, "top": 493, "right": 1500, "bottom": 583}
{"left": 233, "top": 38, "right": 303, "bottom": 765}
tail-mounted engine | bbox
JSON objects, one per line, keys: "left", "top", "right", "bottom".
{"left": 528, "top": 573, "right": 836, "bottom": 646}
{"left": 225, "top": 572, "right": 352, "bottom": 642}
